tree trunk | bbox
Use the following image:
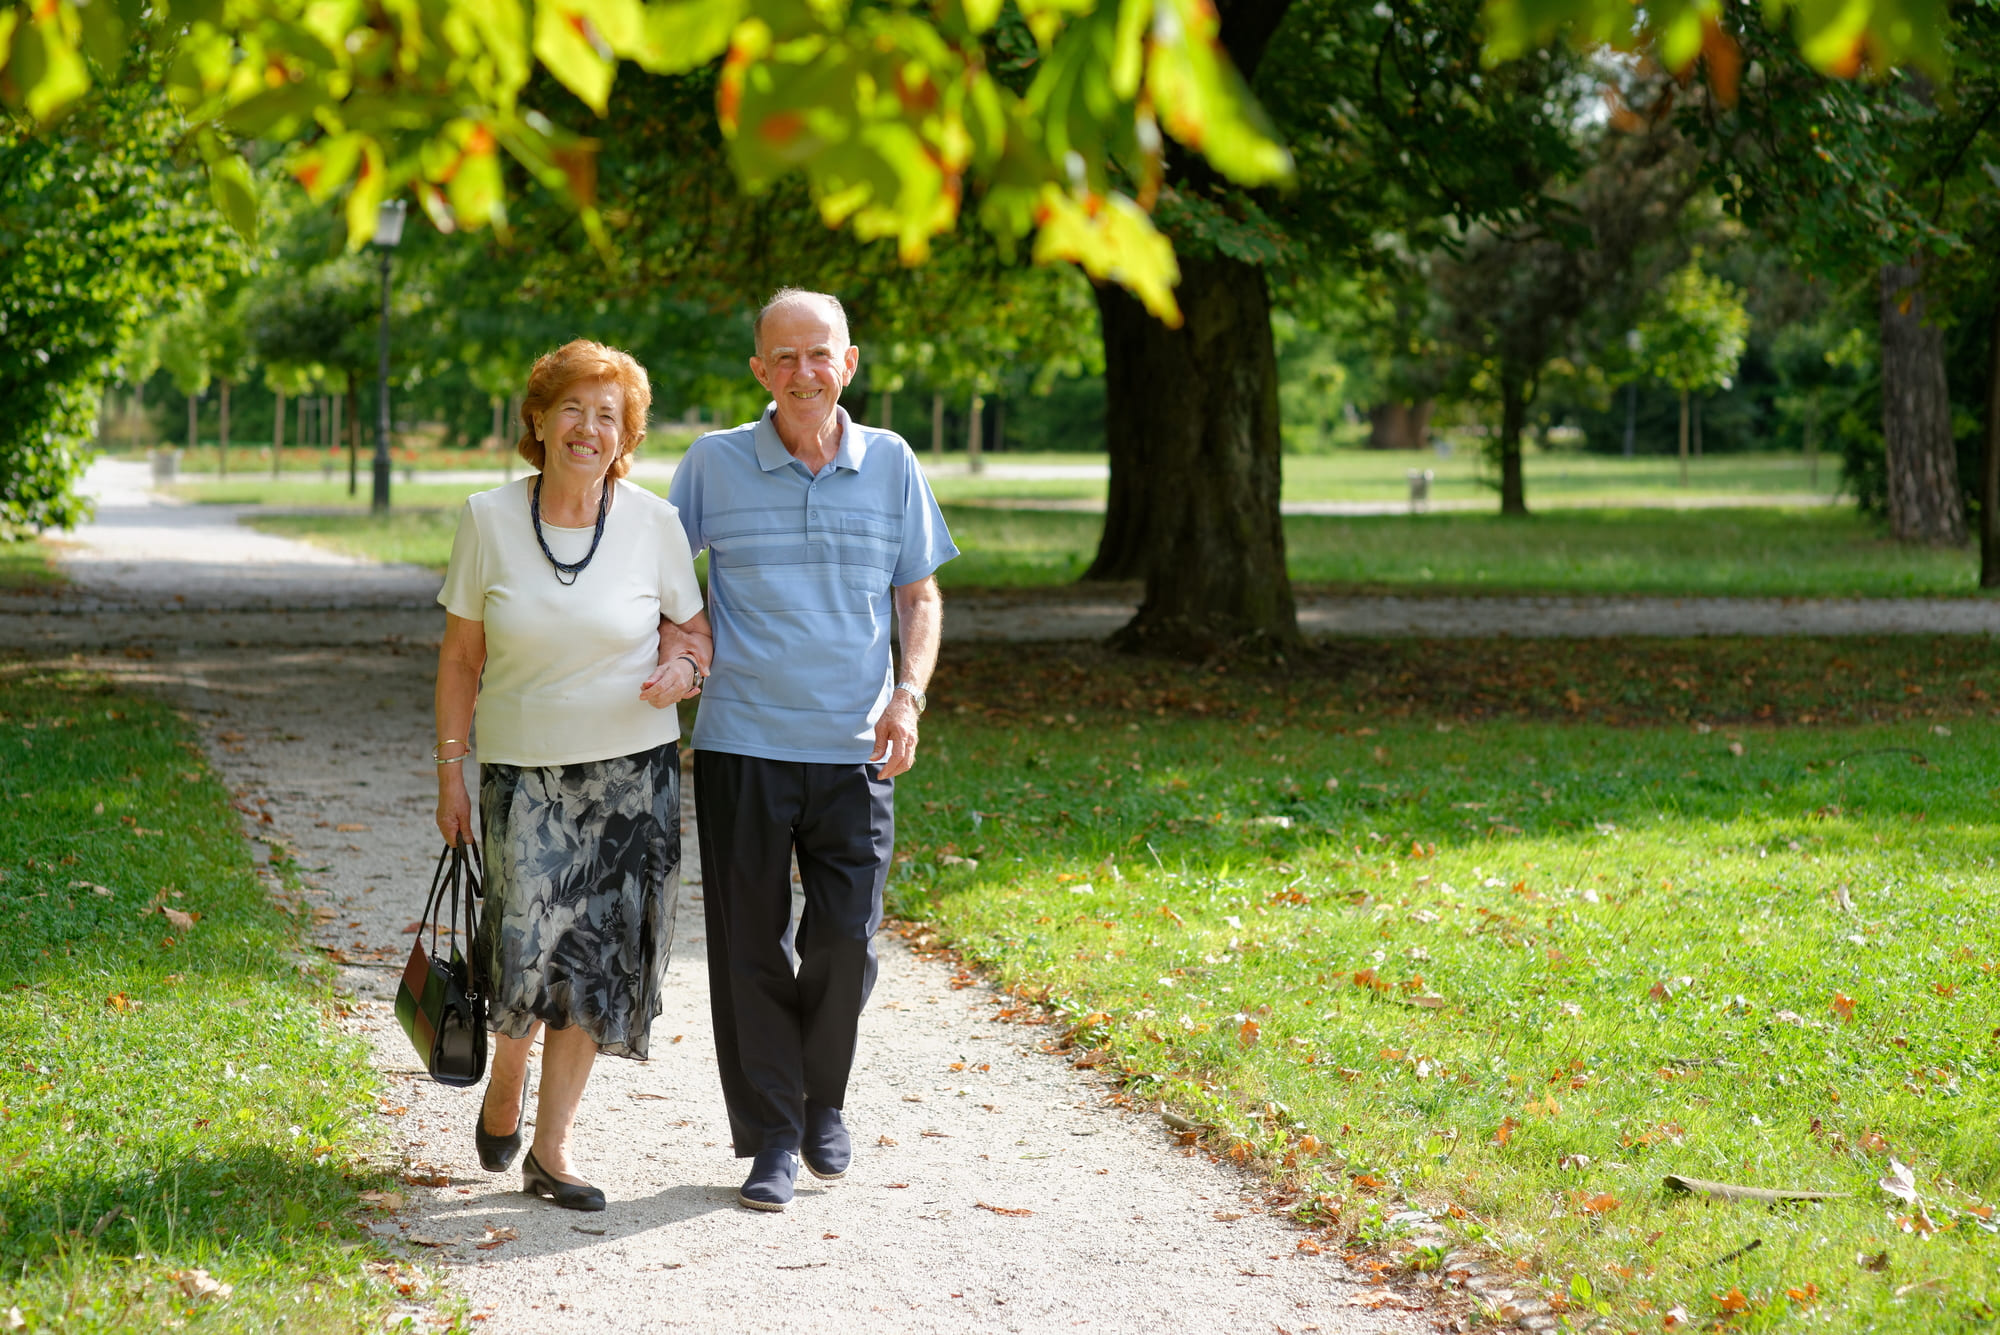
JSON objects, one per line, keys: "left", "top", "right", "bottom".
{"left": 1622, "top": 382, "right": 1636, "bottom": 457}
{"left": 930, "top": 393, "right": 944, "bottom": 460}
{"left": 1982, "top": 300, "right": 2000, "bottom": 588}
{"left": 1367, "top": 401, "right": 1432, "bottom": 450}
{"left": 218, "top": 379, "right": 231, "bottom": 478}
{"left": 344, "top": 376, "right": 359, "bottom": 497}
{"left": 272, "top": 388, "right": 285, "bottom": 478}
{"left": 1086, "top": 254, "right": 1298, "bottom": 656}
{"left": 1879, "top": 261, "right": 1966, "bottom": 545}
{"left": 1805, "top": 395, "right": 1819, "bottom": 489}
{"left": 186, "top": 392, "right": 198, "bottom": 453}
{"left": 1678, "top": 388, "right": 1689, "bottom": 487}
{"left": 965, "top": 393, "right": 984, "bottom": 474}
{"left": 1692, "top": 393, "right": 1702, "bottom": 458}
{"left": 1497, "top": 373, "right": 1529, "bottom": 517}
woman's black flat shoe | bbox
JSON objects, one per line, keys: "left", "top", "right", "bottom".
{"left": 475, "top": 1083, "right": 527, "bottom": 1173}
{"left": 522, "top": 1149, "right": 605, "bottom": 1212}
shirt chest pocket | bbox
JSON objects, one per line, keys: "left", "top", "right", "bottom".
{"left": 837, "top": 513, "right": 899, "bottom": 591}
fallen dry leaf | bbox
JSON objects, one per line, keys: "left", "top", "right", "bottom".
{"left": 334, "top": 823, "right": 369, "bottom": 832}
{"left": 1237, "top": 1018, "right": 1260, "bottom": 1047}
{"left": 1492, "top": 1116, "right": 1519, "bottom": 1147}
{"left": 628, "top": 1091, "right": 668, "bottom": 1101}
{"left": 1714, "top": 1287, "right": 1750, "bottom": 1314}
{"left": 105, "top": 993, "right": 132, "bottom": 1012}
{"left": 475, "top": 1226, "right": 519, "bottom": 1251}
{"left": 1580, "top": 1192, "right": 1619, "bottom": 1215}
{"left": 172, "top": 1269, "right": 233, "bottom": 1302}
{"left": 71, "top": 880, "right": 114, "bottom": 897}
{"left": 1663, "top": 1302, "right": 1692, "bottom": 1327}
{"left": 1831, "top": 992, "right": 1857, "bottom": 1023}
{"left": 357, "top": 1190, "right": 403, "bottom": 1211}
{"left": 974, "top": 1202, "right": 1032, "bottom": 1217}
{"left": 1878, "top": 1158, "right": 1920, "bottom": 1205}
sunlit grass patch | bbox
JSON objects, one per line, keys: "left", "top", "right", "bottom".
{"left": 0, "top": 539, "right": 62, "bottom": 594}
{"left": 896, "top": 646, "right": 2000, "bottom": 1332}
{"left": 0, "top": 667, "right": 411, "bottom": 1331}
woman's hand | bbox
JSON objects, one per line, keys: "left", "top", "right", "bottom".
{"left": 639, "top": 655, "right": 699, "bottom": 709}
{"left": 436, "top": 772, "right": 474, "bottom": 847}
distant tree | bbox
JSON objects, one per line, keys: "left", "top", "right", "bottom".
{"left": 1430, "top": 101, "right": 1702, "bottom": 514}
{"left": 1637, "top": 261, "right": 1751, "bottom": 485}
{"left": 245, "top": 255, "right": 388, "bottom": 496}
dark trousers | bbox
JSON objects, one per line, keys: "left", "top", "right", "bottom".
{"left": 693, "top": 751, "right": 893, "bottom": 1158}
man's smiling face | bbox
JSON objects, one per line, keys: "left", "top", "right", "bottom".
{"left": 750, "top": 298, "right": 859, "bottom": 446}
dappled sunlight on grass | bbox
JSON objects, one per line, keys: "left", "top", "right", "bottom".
{"left": 0, "top": 667, "right": 405, "bottom": 1330}
{"left": 896, "top": 645, "right": 2000, "bottom": 1331}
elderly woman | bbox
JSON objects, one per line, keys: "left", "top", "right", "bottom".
{"left": 433, "top": 339, "right": 709, "bottom": 1212}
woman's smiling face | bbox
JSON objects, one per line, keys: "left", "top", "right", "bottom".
{"left": 536, "top": 378, "right": 625, "bottom": 487}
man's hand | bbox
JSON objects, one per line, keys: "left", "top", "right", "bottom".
{"left": 869, "top": 692, "right": 920, "bottom": 778}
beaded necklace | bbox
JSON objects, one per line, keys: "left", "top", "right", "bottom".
{"left": 530, "top": 475, "right": 611, "bottom": 586}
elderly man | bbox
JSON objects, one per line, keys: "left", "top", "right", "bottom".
{"left": 668, "top": 288, "right": 958, "bottom": 1211}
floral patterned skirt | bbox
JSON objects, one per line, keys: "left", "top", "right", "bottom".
{"left": 476, "top": 742, "right": 681, "bottom": 1061}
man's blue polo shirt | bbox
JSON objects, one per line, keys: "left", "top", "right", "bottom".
{"left": 668, "top": 405, "right": 959, "bottom": 764}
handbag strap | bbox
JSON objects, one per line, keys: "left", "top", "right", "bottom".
{"left": 449, "top": 841, "right": 485, "bottom": 995}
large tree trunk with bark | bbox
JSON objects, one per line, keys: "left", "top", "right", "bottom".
{"left": 1086, "top": 254, "right": 1299, "bottom": 656}
{"left": 1982, "top": 300, "right": 2000, "bottom": 588}
{"left": 1879, "top": 262, "right": 1965, "bottom": 545}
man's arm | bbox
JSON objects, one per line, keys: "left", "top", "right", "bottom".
{"left": 644, "top": 609, "right": 713, "bottom": 708}
{"left": 870, "top": 575, "right": 942, "bottom": 779}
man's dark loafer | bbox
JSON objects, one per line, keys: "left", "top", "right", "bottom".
{"left": 738, "top": 1149, "right": 800, "bottom": 1211}
{"left": 802, "top": 1104, "right": 851, "bottom": 1181}
{"left": 475, "top": 1082, "right": 527, "bottom": 1173}
{"left": 522, "top": 1149, "right": 606, "bottom": 1212}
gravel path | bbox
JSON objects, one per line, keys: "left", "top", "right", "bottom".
{"left": 2, "top": 462, "right": 1426, "bottom": 1334}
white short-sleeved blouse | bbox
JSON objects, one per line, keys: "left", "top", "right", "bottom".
{"left": 438, "top": 477, "right": 704, "bottom": 767}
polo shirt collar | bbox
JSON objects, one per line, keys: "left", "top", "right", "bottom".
{"left": 753, "top": 404, "right": 868, "bottom": 473}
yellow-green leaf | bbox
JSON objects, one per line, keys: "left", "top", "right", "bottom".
{"left": 11, "top": 9, "right": 92, "bottom": 122}
{"left": 534, "top": 0, "right": 622, "bottom": 112}
{"left": 206, "top": 153, "right": 260, "bottom": 241}
{"left": 343, "top": 138, "right": 388, "bottom": 249}
{"left": 1145, "top": 0, "right": 1291, "bottom": 186}
{"left": 636, "top": 0, "right": 744, "bottom": 73}
{"left": 1031, "top": 185, "right": 1180, "bottom": 325}
{"left": 290, "top": 132, "right": 364, "bottom": 202}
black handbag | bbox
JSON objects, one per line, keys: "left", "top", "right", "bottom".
{"left": 395, "top": 841, "right": 488, "bottom": 1087}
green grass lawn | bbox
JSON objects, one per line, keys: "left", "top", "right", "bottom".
{"left": 244, "top": 503, "right": 1982, "bottom": 598}
{"left": 894, "top": 639, "right": 2000, "bottom": 1333}
{"left": 0, "top": 667, "right": 415, "bottom": 1332}
{"left": 0, "top": 539, "right": 62, "bottom": 594}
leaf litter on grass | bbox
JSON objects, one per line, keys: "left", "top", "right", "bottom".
{"left": 894, "top": 641, "right": 2000, "bottom": 1332}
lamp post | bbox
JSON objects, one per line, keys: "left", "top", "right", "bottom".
{"left": 370, "top": 200, "right": 407, "bottom": 514}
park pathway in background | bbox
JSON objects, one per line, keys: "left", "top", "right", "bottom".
{"left": 0, "top": 461, "right": 1425, "bottom": 1334}
{"left": 10, "top": 463, "right": 2000, "bottom": 649}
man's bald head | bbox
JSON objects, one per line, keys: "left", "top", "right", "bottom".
{"left": 753, "top": 288, "right": 850, "bottom": 355}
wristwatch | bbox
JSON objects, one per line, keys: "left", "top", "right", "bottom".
{"left": 896, "top": 681, "right": 927, "bottom": 714}
{"left": 676, "top": 654, "right": 707, "bottom": 691}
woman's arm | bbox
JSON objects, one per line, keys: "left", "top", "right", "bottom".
{"left": 641, "top": 609, "right": 713, "bottom": 709}
{"left": 435, "top": 613, "right": 486, "bottom": 846}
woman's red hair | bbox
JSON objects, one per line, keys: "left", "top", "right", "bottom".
{"left": 518, "top": 340, "right": 652, "bottom": 479}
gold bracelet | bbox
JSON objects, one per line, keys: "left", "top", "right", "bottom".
{"left": 432, "top": 739, "right": 469, "bottom": 764}
{"left": 436, "top": 754, "right": 468, "bottom": 767}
